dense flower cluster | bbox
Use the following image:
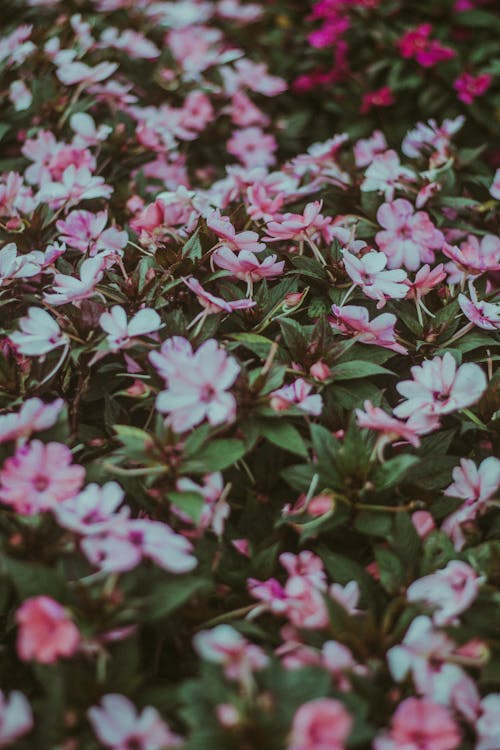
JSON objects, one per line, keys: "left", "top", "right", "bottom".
{"left": 0, "top": 1, "right": 499, "bottom": 749}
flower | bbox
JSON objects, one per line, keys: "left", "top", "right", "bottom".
{"left": 374, "top": 697, "right": 461, "bottom": 750}
{"left": 476, "top": 694, "right": 500, "bottom": 750}
{"left": 212, "top": 247, "right": 284, "bottom": 295}
{"left": 454, "top": 72, "right": 492, "bottom": 104}
{"left": 458, "top": 287, "right": 500, "bottom": 330}
{"left": 402, "top": 116, "right": 465, "bottom": 160}
{"left": 375, "top": 199, "right": 444, "bottom": 271}
{"left": 406, "top": 561, "right": 483, "bottom": 625}
{"left": 0, "top": 243, "right": 40, "bottom": 284}
{"left": 227, "top": 126, "right": 277, "bottom": 168}
{"left": 490, "top": 168, "right": 500, "bottom": 200}
{"left": 150, "top": 337, "right": 240, "bottom": 432}
{"left": 207, "top": 210, "right": 266, "bottom": 252}
{"left": 0, "top": 398, "right": 63, "bottom": 444}
{"left": 100, "top": 306, "right": 162, "bottom": 352}
{"left": 361, "top": 150, "right": 415, "bottom": 201}
{"left": 88, "top": 694, "right": 181, "bottom": 750}
{"left": 182, "top": 276, "right": 256, "bottom": 316}
{"left": 342, "top": 249, "right": 408, "bottom": 308}
{"left": 394, "top": 352, "right": 487, "bottom": 421}
{"left": 44, "top": 256, "right": 106, "bottom": 306}
{"left": 355, "top": 400, "right": 433, "bottom": 448}
{"left": 37, "top": 165, "right": 113, "bottom": 209}
{"left": 56, "top": 209, "right": 127, "bottom": 255}
{"left": 9, "top": 307, "right": 66, "bottom": 356}
{"left": 194, "top": 625, "right": 268, "bottom": 680}
{"left": 16, "top": 596, "right": 80, "bottom": 663}
{"left": 0, "top": 690, "right": 33, "bottom": 747}
{"left": 287, "top": 698, "right": 352, "bottom": 750}
{"left": 330, "top": 304, "right": 407, "bottom": 354}
{"left": 354, "top": 130, "right": 388, "bottom": 167}
{"left": 0, "top": 440, "right": 85, "bottom": 514}
{"left": 397, "top": 24, "right": 456, "bottom": 67}
{"left": 270, "top": 378, "right": 323, "bottom": 416}
{"left": 360, "top": 86, "right": 394, "bottom": 114}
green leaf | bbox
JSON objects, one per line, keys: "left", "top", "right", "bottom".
{"left": 260, "top": 420, "right": 308, "bottom": 457}
{"left": 182, "top": 228, "right": 202, "bottom": 260}
{"left": 375, "top": 547, "right": 406, "bottom": 594}
{"left": 182, "top": 439, "right": 246, "bottom": 472}
{"left": 141, "top": 576, "right": 210, "bottom": 621}
{"left": 167, "top": 491, "right": 205, "bottom": 523}
{"left": 4, "top": 557, "right": 65, "bottom": 599}
{"left": 373, "top": 455, "right": 420, "bottom": 493}
{"left": 330, "top": 361, "right": 394, "bottom": 380}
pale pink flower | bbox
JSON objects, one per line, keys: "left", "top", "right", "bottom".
{"left": 37, "top": 165, "right": 113, "bottom": 209}
{"left": 70, "top": 112, "right": 112, "bottom": 146}
{"left": 100, "top": 306, "right": 162, "bottom": 352}
{"left": 88, "top": 694, "right": 181, "bottom": 750}
{"left": 99, "top": 27, "right": 160, "bottom": 59}
{"left": 329, "top": 581, "right": 361, "bottom": 614}
{"left": 194, "top": 625, "right": 268, "bottom": 680}
{"left": 16, "top": 596, "right": 80, "bottom": 663}
{"left": 228, "top": 91, "right": 270, "bottom": 127}
{"left": 355, "top": 401, "right": 425, "bottom": 448}
{"left": 412, "top": 511, "right": 436, "bottom": 538}
{"left": 406, "top": 561, "right": 483, "bottom": 625}
{"left": 9, "top": 79, "right": 32, "bottom": 111}
{"left": 220, "top": 58, "right": 286, "bottom": 96}
{"left": 10, "top": 307, "right": 66, "bottom": 356}
{"left": 416, "top": 181, "right": 442, "bottom": 208}
{"left": 175, "top": 472, "right": 227, "bottom": 533}
{"left": 270, "top": 378, "right": 323, "bottom": 416}
{"left": 402, "top": 116, "right": 465, "bottom": 160}
{"left": 329, "top": 304, "right": 407, "bottom": 354}
{"left": 0, "top": 398, "right": 63, "bottom": 444}
{"left": 284, "top": 576, "right": 330, "bottom": 629}
{"left": 443, "top": 235, "right": 500, "bottom": 282}
{"left": 0, "top": 172, "right": 36, "bottom": 216}
{"left": 476, "top": 694, "right": 500, "bottom": 750}
{"left": 374, "top": 697, "right": 461, "bottom": 750}
{"left": 44, "top": 256, "right": 106, "bottom": 306}
{"left": 354, "top": 130, "right": 388, "bottom": 167}
{"left": 490, "top": 168, "right": 500, "bottom": 200}
{"left": 458, "top": 286, "right": 500, "bottom": 330}
{"left": 280, "top": 551, "right": 327, "bottom": 589}
{"left": 342, "top": 249, "right": 408, "bottom": 308}
{"left": 361, "top": 150, "right": 415, "bottom": 201}
{"left": 375, "top": 199, "right": 444, "bottom": 270}
{"left": 246, "top": 181, "right": 285, "bottom": 221}
{"left": 55, "top": 60, "right": 118, "bottom": 86}
{"left": 0, "top": 440, "right": 85, "bottom": 514}
{"left": 151, "top": 337, "right": 240, "bottom": 432}
{"left": 394, "top": 352, "right": 487, "bottom": 420}
{"left": 265, "top": 201, "right": 330, "bottom": 243}
{"left": 0, "top": 690, "right": 33, "bottom": 747}
{"left": 182, "top": 276, "right": 256, "bottom": 317}
{"left": 405, "top": 264, "right": 447, "bottom": 298}
{"left": 0, "top": 243, "right": 40, "bottom": 284}
{"left": 287, "top": 698, "right": 352, "bottom": 750}
{"left": 227, "top": 127, "right": 277, "bottom": 168}
{"left": 56, "top": 209, "right": 127, "bottom": 255}
{"left": 212, "top": 247, "right": 284, "bottom": 295}
{"left": 53, "top": 481, "right": 130, "bottom": 535}
{"left": 206, "top": 211, "right": 266, "bottom": 252}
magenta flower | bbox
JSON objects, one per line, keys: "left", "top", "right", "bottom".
{"left": 0, "top": 690, "right": 33, "bottom": 747}
{"left": 88, "top": 694, "right": 181, "bottom": 750}
{"left": 397, "top": 24, "right": 456, "bottom": 67}
{"left": 342, "top": 249, "right": 408, "bottom": 308}
{"left": 360, "top": 86, "right": 394, "bottom": 114}
{"left": 374, "top": 697, "right": 461, "bottom": 750}
{"left": 394, "top": 352, "right": 487, "bottom": 421}
{"left": 287, "top": 698, "right": 352, "bottom": 750}
{"left": 270, "top": 378, "right": 323, "bottom": 416}
{"left": 330, "top": 304, "right": 407, "bottom": 354}
{"left": 454, "top": 71, "right": 492, "bottom": 104}
{"left": 376, "top": 199, "right": 444, "bottom": 270}
{"left": 0, "top": 440, "right": 85, "bottom": 514}
{"left": 406, "top": 561, "right": 483, "bottom": 626}
{"left": 150, "top": 337, "right": 240, "bottom": 432}
{"left": 16, "top": 596, "right": 80, "bottom": 664}
{"left": 194, "top": 625, "right": 268, "bottom": 681}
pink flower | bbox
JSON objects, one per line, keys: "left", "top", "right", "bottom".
{"left": 175, "top": 472, "right": 227, "bottom": 533}
{"left": 398, "top": 25, "right": 456, "bottom": 67}
{"left": 69, "top": 112, "right": 112, "bottom": 147}
{"left": 212, "top": 247, "right": 284, "bottom": 295}
{"left": 0, "top": 690, "right": 33, "bottom": 747}
{"left": 207, "top": 211, "right": 266, "bottom": 252}
{"left": 406, "top": 561, "right": 483, "bottom": 625}
{"left": 16, "top": 596, "right": 80, "bottom": 663}
{"left": 44, "top": 256, "right": 106, "bottom": 306}
{"left": 405, "top": 264, "right": 447, "bottom": 299}
{"left": 360, "top": 86, "right": 394, "bottom": 114}
{"left": 454, "top": 72, "right": 492, "bottom": 104}
{"left": 99, "top": 306, "right": 162, "bottom": 352}
{"left": 329, "top": 304, "right": 407, "bottom": 354}
{"left": 355, "top": 400, "right": 427, "bottom": 448}
{"left": 265, "top": 201, "right": 330, "bottom": 243}
{"left": 361, "top": 150, "right": 415, "bottom": 201}
{"left": 270, "top": 378, "right": 323, "bottom": 416}
{"left": 88, "top": 694, "right": 181, "bottom": 750}
{"left": 287, "top": 698, "right": 352, "bottom": 750}
{"left": 10, "top": 307, "right": 66, "bottom": 356}
{"left": 194, "top": 625, "right": 268, "bottom": 680}
{"left": 476, "top": 694, "right": 500, "bottom": 750}
{"left": 9, "top": 79, "right": 32, "bottom": 111}
{"left": 412, "top": 511, "right": 436, "bottom": 538}
{"left": 374, "top": 697, "right": 461, "bottom": 750}
{"left": 227, "top": 127, "right": 277, "bottom": 168}
{"left": 394, "top": 352, "right": 487, "bottom": 420}
{"left": 150, "top": 337, "right": 240, "bottom": 432}
{"left": 182, "top": 276, "right": 256, "bottom": 317}
{"left": 342, "top": 249, "right": 408, "bottom": 308}
{"left": 402, "top": 116, "right": 465, "bottom": 160}
{"left": 37, "top": 165, "right": 113, "bottom": 209}
{"left": 443, "top": 234, "right": 500, "bottom": 283}
{"left": 0, "top": 440, "right": 85, "bottom": 514}
{"left": 0, "top": 243, "right": 40, "bottom": 284}
{"left": 56, "top": 210, "right": 127, "bottom": 255}
{"left": 55, "top": 60, "right": 118, "bottom": 86}
{"left": 458, "top": 286, "right": 500, "bottom": 330}
{"left": 0, "top": 398, "right": 63, "bottom": 444}
{"left": 354, "top": 130, "right": 388, "bottom": 167}
{"left": 376, "top": 199, "right": 444, "bottom": 270}
{"left": 490, "top": 168, "right": 500, "bottom": 200}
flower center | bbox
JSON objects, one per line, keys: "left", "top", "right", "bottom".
{"left": 33, "top": 475, "right": 50, "bottom": 492}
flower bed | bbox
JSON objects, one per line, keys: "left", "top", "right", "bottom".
{"left": 0, "top": 1, "right": 499, "bottom": 749}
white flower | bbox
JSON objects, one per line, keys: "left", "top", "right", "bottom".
{"left": 99, "top": 306, "right": 162, "bottom": 351}
{"left": 9, "top": 308, "right": 66, "bottom": 356}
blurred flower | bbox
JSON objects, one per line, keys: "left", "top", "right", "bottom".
{"left": 16, "top": 596, "right": 80, "bottom": 663}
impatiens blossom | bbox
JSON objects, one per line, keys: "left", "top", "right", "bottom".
{"left": 0, "top": 440, "right": 85, "bottom": 514}
{"left": 9, "top": 80, "right": 32, "bottom": 111}
{"left": 375, "top": 199, "right": 444, "bottom": 271}
{"left": 360, "top": 150, "right": 415, "bottom": 200}
{"left": 88, "top": 694, "right": 181, "bottom": 750}
{"left": 150, "top": 337, "right": 240, "bottom": 432}
{"left": 394, "top": 352, "right": 487, "bottom": 420}
{"left": 330, "top": 304, "right": 407, "bottom": 354}
{"left": 355, "top": 400, "right": 436, "bottom": 453}
{"left": 0, "top": 243, "right": 40, "bottom": 284}
{"left": 194, "top": 625, "right": 268, "bottom": 680}
{"left": 458, "top": 287, "right": 500, "bottom": 330}
{"left": 207, "top": 211, "right": 266, "bottom": 252}
{"left": 490, "top": 168, "right": 500, "bottom": 200}
{"left": 9, "top": 308, "right": 66, "bottom": 356}
{"left": 37, "top": 165, "right": 113, "bottom": 209}
{"left": 453, "top": 72, "right": 492, "bottom": 104}
{"left": 443, "top": 234, "right": 500, "bottom": 282}
{"left": 406, "top": 561, "right": 483, "bottom": 625}
{"left": 0, "top": 398, "right": 63, "bottom": 444}
{"left": 402, "top": 116, "right": 465, "bottom": 160}
{"left": 342, "top": 249, "right": 408, "bottom": 308}
{"left": 0, "top": 690, "right": 33, "bottom": 747}
{"left": 183, "top": 276, "right": 256, "bottom": 318}
{"left": 360, "top": 86, "right": 394, "bottom": 114}
{"left": 227, "top": 126, "right": 277, "bottom": 168}
{"left": 44, "top": 256, "right": 106, "bottom": 305}
{"left": 270, "top": 378, "right": 323, "bottom": 416}
{"left": 212, "top": 247, "right": 284, "bottom": 295}
{"left": 99, "top": 306, "right": 162, "bottom": 352}
{"left": 56, "top": 209, "right": 127, "bottom": 255}
{"left": 354, "top": 130, "right": 388, "bottom": 167}
{"left": 16, "top": 596, "right": 80, "bottom": 663}
{"left": 287, "top": 698, "right": 352, "bottom": 750}
{"left": 374, "top": 697, "right": 461, "bottom": 750}
{"left": 398, "top": 24, "right": 456, "bottom": 67}
{"left": 476, "top": 694, "right": 500, "bottom": 750}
